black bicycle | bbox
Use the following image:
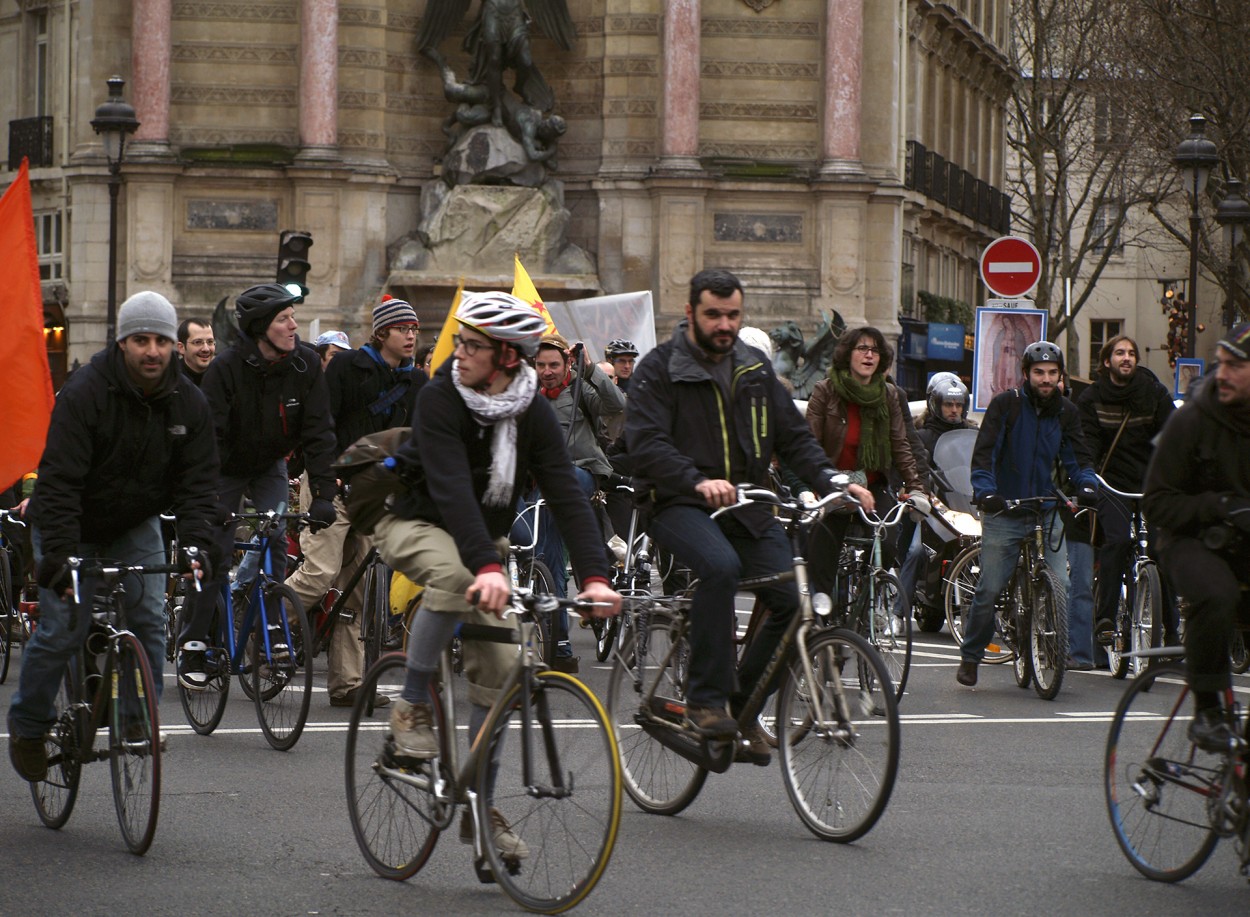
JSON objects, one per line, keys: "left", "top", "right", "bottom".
{"left": 305, "top": 546, "right": 393, "bottom": 680}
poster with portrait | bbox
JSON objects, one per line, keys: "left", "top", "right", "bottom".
{"left": 970, "top": 306, "right": 1048, "bottom": 412}
{"left": 1174, "top": 358, "right": 1204, "bottom": 398}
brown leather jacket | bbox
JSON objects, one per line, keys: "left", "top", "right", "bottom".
{"left": 806, "top": 378, "right": 922, "bottom": 491}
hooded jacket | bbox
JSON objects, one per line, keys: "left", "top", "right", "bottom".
{"left": 30, "top": 345, "right": 219, "bottom": 556}
{"left": 1076, "top": 366, "right": 1174, "bottom": 491}
{"left": 201, "top": 336, "right": 337, "bottom": 499}
{"left": 324, "top": 344, "right": 426, "bottom": 457}
{"left": 543, "top": 359, "right": 624, "bottom": 478}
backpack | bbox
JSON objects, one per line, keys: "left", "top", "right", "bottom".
{"left": 332, "top": 427, "right": 411, "bottom": 535}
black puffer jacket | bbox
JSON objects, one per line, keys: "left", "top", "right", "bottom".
{"left": 324, "top": 345, "right": 426, "bottom": 457}
{"left": 201, "top": 336, "right": 337, "bottom": 499}
{"left": 30, "top": 346, "right": 219, "bottom": 555}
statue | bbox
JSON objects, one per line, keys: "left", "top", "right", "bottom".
{"left": 768, "top": 311, "right": 845, "bottom": 400}
{"left": 417, "top": 0, "right": 574, "bottom": 156}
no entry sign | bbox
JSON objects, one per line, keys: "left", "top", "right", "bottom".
{"left": 980, "top": 236, "right": 1041, "bottom": 298}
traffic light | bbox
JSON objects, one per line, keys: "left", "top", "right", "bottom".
{"left": 276, "top": 230, "right": 313, "bottom": 298}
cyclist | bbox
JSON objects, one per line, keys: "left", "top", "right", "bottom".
{"left": 176, "top": 316, "right": 216, "bottom": 387}
{"left": 1142, "top": 324, "right": 1250, "bottom": 752}
{"left": 285, "top": 297, "right": 426, "bottom": 707}
{"left": 604, "top": 339, "right": 639, "bottom": 393}
{"left": 177, "top": 283, "right": 338, "bottom": 689}
{"left": 8, "top": 292, "right": 218, "bottom": 781}
{"left": 371, "top": 291, "right": 620, "bottom": 856}
{"left": 626, "top": 268, "right": 866, "bottom": 764}
{"left": 956, "top": 340, "right": 1097, "bottom": 687}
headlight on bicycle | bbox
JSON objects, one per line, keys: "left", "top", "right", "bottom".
{"left": 812, "top": 592, "right": 834, "bottom": 618}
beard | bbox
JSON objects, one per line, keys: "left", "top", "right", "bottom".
{"left": 692, "top": 321, "right": 736, "bottom": 356}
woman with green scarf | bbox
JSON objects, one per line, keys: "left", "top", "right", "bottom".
{"left": 805, "top": 326, "right": 923, "bottom": 599}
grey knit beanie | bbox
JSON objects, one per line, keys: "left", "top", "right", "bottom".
{"left": 116, "top": 291, "right": 178, "bottom": 342}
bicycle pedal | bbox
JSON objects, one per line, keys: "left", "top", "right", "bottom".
{"left": 473, "top": 857, "right": 497, "bottom": 884}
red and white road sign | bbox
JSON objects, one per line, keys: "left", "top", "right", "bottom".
{"left": 980, "top": 236, "right": 1041, "bottom": 298}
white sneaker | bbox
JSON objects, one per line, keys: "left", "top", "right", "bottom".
{"left": 889, "top": 615, "right": 909, "bottom": 638}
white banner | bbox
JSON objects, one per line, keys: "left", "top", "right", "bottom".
{"left": 545, "top": 291, "right": 656, "bottom": 361}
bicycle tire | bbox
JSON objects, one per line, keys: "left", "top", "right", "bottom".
{"left": 606, "top": 606, "right": 708, "bottom": 815}
{"left": 362, "top": 558, "right": 390, "bottom": 676}
{"left": 943, "top": 543, "right": 1012, "bottom": 664}
{"left": 593, "top": 613, "right": 620, "bottom": 663}
{"left": 1010, "top": 579, "right": 1033, "bottom": 689}
{"left": 345, "top": 652, "right": 446, "bottom": 880}
{"left": 524, "top": 558, "right": 558, "bottom": 669}
{"left": 1104, "top": 662, "right": 1221, "bottom": 882}
{"left": 1029, "top": 566, "right": 1067, "bottom": 700}
{"left": 475, "top": 671, "right": 622, "bottom": 913}
{"left": 109, "top": 632, "right": 162, "bottom": 854}
{"left": 777, "top": 627, "right": 900, "bottom": 842}
{"left": 30, "top": 659, "right": 83, "bottom": 829}
{"left": 869, "top": 572, "right": 911, "bottom": 701}
{"left": 1104, "top": 575, "right": 1131, "bottom": 680}
{"left": 1232, "top": 628, "right": 1250, "bottom": 675}
{"left": 0, "top": 550, "right": 12, "bottom": 684}
{"left": 1133, "top": 564, "right": 1162, "bottom": 676}
{"left": 178, "top": 593, "right": 231, "bottom": 735}
{"left": 251, "top": 583, "right": 313, "bottom": 751}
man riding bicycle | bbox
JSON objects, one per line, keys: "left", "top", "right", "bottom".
{"left": 956, "top": 340, "right": 1097, "bottom": 687}
{"left": 1143, "top": 323, "right": 1250, "bottom": 752}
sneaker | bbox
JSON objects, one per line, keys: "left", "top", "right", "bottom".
{"left": 684, "top": 703, "right": 737, "bottom": 738}
{"left": 551, "top": 654, "right": 580, "bottom": 674}
{"left": 9, "top": 734, "right": 47, "bottom": 783}
{"left": 461, "top": 807, "right": 530, "bottom": 860}
{"left": 1188, "top": 707, "right": 1244, "bottom": 754}
{"left": 956, "top": 660, "right": 978, "bottom": 687}
{"left": 330, "top": 686, "right": 391, "bottom": 708}
{"left": 889, "top": 615, "right": 909, "bottom": 638}
{"left": 733, "top": 722, "right": 772, "bottom": 766}
{"left": 177, "top": 643, "right": 209, "bottom": 690}
{"left": 1094, "top": 619, "right": 1115, "bottom": 646}
{"left": 389, "top": 699, "right": 438, "bottom": 759}
{"left": 1067, "top": 659, "right": 1095, "bottom": 672}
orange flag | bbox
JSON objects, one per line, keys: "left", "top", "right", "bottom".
{"left": 513, "top": 254, "right": 558, "bottom": 336}
{"left": 0, "top": 160, "right": 55, "bottom": 489}
{"left": 428, "top": 279, "right": 464, "bottom": 374}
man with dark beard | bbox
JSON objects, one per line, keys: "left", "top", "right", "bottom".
{"left": 1077, "top": 335, "right": 1176, "bottom": 647}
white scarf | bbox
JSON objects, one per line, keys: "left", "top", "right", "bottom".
{"left": 452, "top": 360, "right": 538, "bottom": 507}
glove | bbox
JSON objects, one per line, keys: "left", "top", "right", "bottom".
{"left": 1075, "top": 485, "right": 1098, "bottom": 508}
{"left": 1220, "top": 495, "right": 1250, "bottom": 533}
{"left": 904, "top": 491, "right": 932, "bottom": 517}
{"left": 36, "top": 552, "right": 72, "bottom": 593}
{"left": 180, "top": 545, "right": 213, "bottom": 584}
{"left": 308, "top": 497, "right": 337, "bottom": 533}
{"left": 979, "top": 494, "right": 1007, "bottom": 515}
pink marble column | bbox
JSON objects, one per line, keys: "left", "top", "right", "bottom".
{"left": 130, "top": 0, "right": 170, "bottom": 145}
{"left": 821, "top": 0, "right": 863, "bottom": 175}
{"left": 299, "top": 0, "right": 338, "bottom": 153}
{"left": 660, "top": 0, "right": 701, "bottom": 169}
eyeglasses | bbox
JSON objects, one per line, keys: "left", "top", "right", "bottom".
{"left": 187, "top": 338, "right": 215, "bottom": 348}
{"left": 389, "top": 324, "right": 420, "bottom": 336}
{"left": 853, "top": 345, "right": 881, "bottom": 356}
{"left": 453, "top": 334, "right": 490, "bottom": 356}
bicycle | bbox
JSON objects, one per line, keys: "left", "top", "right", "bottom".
{"left": 26, "top": 553, "right": 184, "bottom": 854}
{"left": 508, "top": 498, "right": 558, "bottom": 668}
{"left": 1, "top": 508, "right": 34, "bottom": 684}
{"left": 945, "top": 496, "right": 1070, "bottom": 699}
{"left": 344, "top": 589, "right": 622, "bottom": 913}
{"left": 1104, "top": 644, "right": 1250, "bottom": 882}
{"left": 174, "top": 509, "right": 313, "bottom": 750}
{"left": 305, "top": 545, "right": 393, "bottom": 680}
{"left": 606, "top": 484, "right": 901, "bottom": 842}
{"left": 590, "top": 476, "right": 655, "bottom": 663}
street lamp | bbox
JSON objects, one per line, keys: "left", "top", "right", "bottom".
{"left": 91, "top": 76, "right": 140, "bottom": 343}
{"left": 1215, "top": 177, "right": 1250, "bottom": 330}
{"left": 1172, "top": 114, "right": 1220, "bottom": 359}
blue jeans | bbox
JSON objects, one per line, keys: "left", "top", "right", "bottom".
{"left": 960, "top": 510, "right": 1069, "bottom": 663}
{"left": 1065, "top": 539, "right": 1095, "bottom": 666}
{"left": 8, "top": 517, "right": 167, "bottom": 739}
{"left": 648, "top": 505, "right": 798, "bottom": 708}
{"left": 894, "top": 520, "right": 922, "bottom": 620}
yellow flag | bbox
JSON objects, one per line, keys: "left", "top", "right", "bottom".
{"left": 428, "top": 279, "right": 463, "bottom": 373}
{"left": 513, "top": 254, "right": 558, "bottom": 336}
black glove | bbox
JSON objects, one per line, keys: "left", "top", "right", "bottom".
{"left": 1076, "top": 485, "right": 1098, "bottom": 508}
{"left": 180, "top": 545, "right": 213, "bottom": 584}
{"left": 979, "top": 494, "right": 1007, "bottom": 515}
{"left": 308, "top": 497, "right": 337, "bottom": 533}
{"left": 36, "top": 552, "right": 72, "bottom": 593}
{"left": 1220, "top": 495, "right": 1250, "bottom": 533}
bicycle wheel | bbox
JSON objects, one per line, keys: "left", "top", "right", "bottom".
{"left": 868, "top": 572, "right": 911, "bottom": 701}
{"left": 1132, "top": 564, "right": 1162, "bottom": 675}
{"left": 1232, "top": 627, "right": 1250, "bottom": 675}
{"left": 605, "top": 607, "right": 708, "bottom": 815}
{"left": 1009, "top": 581, "right": 1033, "bottom": 689}
{"left": 361, "top": 559, "right": 390, "bottom": 676}
{"left": 109, "top": 632, "right": 162, "bottom": 854}
{"left": 475, "top": 671, "right": 622, "bottom": 913}
{"left": 592, "top": 612, "right": 620, "bottom": 663}
{"left": 31, "top": 661, "right": 82, "bottom": 829}
{"left": 178, "top": 592, "right": 230, "bottom": 735}
{"left": 777, "top": 627, "right": 899, "bottom": 842}
{"left": 524, "top": 558, "right": 557, "bottom": 669}
{"left": 251, "top": 584, "right": 313, "bottom": 751}
{"left": 345, "top": 653, "right": 447, "bottom": 880}
{"left": 0, "top": 551, "right": 12, "bottom": 684}
{"left": 1030, "top": 567, "right": 1067, "bottom": 700}
{"left": 1104, "top": 576, "right": 1131, "bottom": 680}
{"left": 943, "top": 543, "right": 1012, "bottom": 664}
{"left": 1104, "top": 662, "right": 1221, "bottom": 882}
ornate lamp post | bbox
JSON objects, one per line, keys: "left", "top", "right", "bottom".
{"left": 1171, "top": 114, "right": 1220, "bottom": 359}
{"left": 1214, "top": 178, "right": 1250, "bottom": 331}
{"left": 90, "top": 76, "right": 140, "bottom": 343}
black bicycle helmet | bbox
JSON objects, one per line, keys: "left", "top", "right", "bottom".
{"left": 236, "top": 283, "right": 302, "bottom": 338}
{"left": 1021, "top": 340, "right": 1064, "bottom": 373}
{"left": 604, "top": 339, "right": 639, "bottom": 359}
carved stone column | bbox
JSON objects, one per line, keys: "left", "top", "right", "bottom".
{"left": 820, "top": 0, "right": 864, "bottom": 176}
{"left": 298, "top": 0, "right": 339, "bottom": 160}
{"left": 128, "top": 0, "right": 170, "bottom": 157}
{"left": 659, "top": 0, "right": 702, "bottom": 172}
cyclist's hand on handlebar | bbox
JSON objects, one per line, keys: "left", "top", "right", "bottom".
{"left": 467, "top": 570, "right": 511, "bottom": 619}
{"left": 848, "top": 484, "right": 875, "bottom": 512}
{"left": 1075, "top": 485, "right": 1098, "bottom": 508}
{"left": 695, "top": 478, "right": 738, "bottom": 509}
{"left": 577, "top": 580, "right": 622, "bottom": 618}
{"left": 308, "top": 497, "right": 337, "bottom": 533}
{"left": 180, "top": 545, "right": 212, "bottom": 589}
{"left": 979, "top": 493, "right": 1007, "bottom": 514}
{"left": 904, "top": 490, "right": 931, "bottom": 516}
{"left": 36, "top": 552, "right": 72, "bottom": 596}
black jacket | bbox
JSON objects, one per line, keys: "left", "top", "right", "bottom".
{"left": 324, "top": 345, "right": 426, "bottom": 457}
{"left": 178, "top": 357, "right": 206, "bottom": 388}
{"left": 625, "top": 323, "right": 835, "bottom": 533}
{"left": 390, "top": 364, "right": 611, "bottom": 581}
{"left": 1143, "top": 375, "right": 1250, "bottom": 544}
{"left": 30, "top": 346, "right": 219, "bottom": 555}
{"left": 200, "top": 337, "right": 337, "bottom": 499}
{"left": 1076, "top": 367, "right": 1174, "bottom": 491}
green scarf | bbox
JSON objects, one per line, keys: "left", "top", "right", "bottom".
{"left": 827, "top": 368, "right": 892, "bottom": 472}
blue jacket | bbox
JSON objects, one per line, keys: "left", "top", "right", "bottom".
{"left": 970, "top": 385, "right": 1095, "bottom": 502}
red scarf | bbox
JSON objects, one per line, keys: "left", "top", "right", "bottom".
{"left": 541, "top": 371, "right": 571, "bottom": 399}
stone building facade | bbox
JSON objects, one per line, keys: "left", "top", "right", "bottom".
{"left": 2, "top": 0, "right": 1014, "bottom": 385}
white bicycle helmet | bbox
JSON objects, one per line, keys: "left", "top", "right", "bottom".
{"left": 455, "top": 291, "right": 547, "bottom": 357}
{"left": 927, "top": 371, "right": 968, "bottom": 417}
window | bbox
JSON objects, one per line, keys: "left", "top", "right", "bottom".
{"left": 1094, "top": 94, "right": 1127, "bottom": 148}
{"left": 1089, "top": 319, "right": 1123, "bottom": 373}
{"left": 1091, "top": 203, "right": 1123, "bottom": 254}
{"left": 35, "top": 210, "right": 63, "bottom": 281}
{"left": 34, "top": 12, "right": 49, "bottom": 118}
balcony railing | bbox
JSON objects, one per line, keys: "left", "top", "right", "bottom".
{"left": 8, "top": 116, "right": 54, "bottom": 169}
{"left": 904, "top": 139, "right": 1012, "bottom": 234}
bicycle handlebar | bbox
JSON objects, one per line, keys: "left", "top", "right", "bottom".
{"left": 1093, "top": 474, "right": 1143, "bottom": 502}
{"left": 709, "top": 478, "right": 857, "bottom": 520}
{"left": 855, "top": 499, "right": 912, "bottom": 530}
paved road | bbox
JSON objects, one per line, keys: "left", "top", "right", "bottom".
{"left": 2, "top": 622, "right": 1246, "bottom": 916}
